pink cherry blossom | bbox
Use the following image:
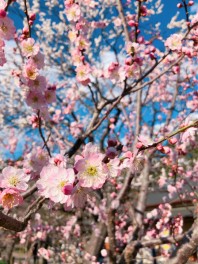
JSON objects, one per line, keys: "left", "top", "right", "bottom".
{"left": 104, "top": 158, "right": 121, "bottom": 178}
{"left": 49, "top": 154, "right": 67, "bottom": 168}
{"left": 64, "top": 185, "right": 90, "bottom": 208}
{"left": 0, "top": 0, "right": 6, "bottom": 10}
{"left": 44, "top": 90, "right": 56, "bottom": 104}
{"left": 75, "top": 151, "right": 107, "bottom": 189}
{"left": 76, "top": 64, "right": 91, "bottom": 85}
{"left": 65, "top": 4, "right": 81, "bottom": 22}
{"left": 0, "top": 188, "right": 23, "bottom": 209}
{"left": 0, "top": 16, "right": 15, "bottom": 40}
{"left": 37, "top": 165, "right": 75, "bottom": 203}
{"left": 21, "top": 38, "right": 40, "bottom": 57}
{"left": 24, "top": 147, "right": 49, "bottom": 177}
{"left": 165, "top": 34, "right": 183, "bottom": 51}
{"left": 25, "top": 90, "right": 46, "bottom": 109}
{"left": 38, "top": 248, "right": 53, "bottom": 260}
{"left": 0, "top": 166, "right": 30, "bottom": 191}
{"left": 27, "top": 75, "right": 47, "bottom": 91}
{"left": 30, "top": 51, "right": 45, "bottom": 69}
{"left": 23, "top": 62, "right": 39, "bottom": 80}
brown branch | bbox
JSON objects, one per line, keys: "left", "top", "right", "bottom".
{"left": 138, "top": 120, "right": 198, "bottom": 153}
{"left": 118, "top": 233, "right": 186, "bottom": 264}
{"left": 23, "top": 0, "right": 31, "bottom": 37}
{"left": 116, "top": 0, "right": 130, "bottom": 42}
{"left": 37, "top": 110, "right": 52, "bottom": 157}
{"left": 169, "top": 217, "right": 198, "bottom": 264}
{"left": 107, "top": 208, "right": 117, "bottom": 263}
{"left": 0, "top": 197, "right": 45, "bottom": 232}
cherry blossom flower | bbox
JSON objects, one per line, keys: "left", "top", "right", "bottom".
{"left": 21, "top": 38, "right": 40, "bottom": 57}
{"left": 27, "top": 75, "right": 47, "bottom": 91}
{"left": 76, "top": 64, "right": 91, "bottom": 85}
{"left": 165, "top": 34, "right": 183, "bottom": 51}
{"left": 104, "top": 158, "right": 121, "bottom": 178}
{"left": 0, "top": 188, "right": 23, "bottom": 209}
{"left": 37, "top": 165, "right": 75, "bottom": 203}
{"left": 0, "top": 0, "right": 6, "bottom": 10}
{"left": 23, "top": 62, "right": 39, "bottom": 80}
{"left": 30, "top": 51, "right": 45, "bottom": 69}
{"left": 65, "top": 4, "right": 81, "bottom": 22}
{"left": 24, "top": 147, "right": 49, "bottom": 177}
{"left": 49, "top": 154, "right": 67, "bottom": 168}
{"left": 75, "top": 150, "right": 107, "bottom": 189}
{"left": 0, "top": 166, "right": 30, "bottom": 191}
{"left": 64, "top": 185, "right": 90, "bottom": 208}
{"left": 25, "top": 90, "right": 46, "bottom": 109}
{"left": 0, "top": 16, "right": 15, "bottom": 40}
{"left": 44, "top": 90, "right": 56, "bottom": 104}
{"left": 38, "top": 248, "right": 54, "bottom": 260}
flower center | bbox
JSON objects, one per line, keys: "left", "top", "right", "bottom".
{"left": 8, "top": 176, "right": 19, "bottom": 187}
{"left": 2, "top": 194, "right": 14, "bottom": 208}
{"left": 1, "top": 23, "right": 7, "bottom": 33}
{"left": 86, "top": 166, "right": 97, "bottom": 176}
{"left": 59, "top": 180, "right": 67, "bottom": 189}
{"left": 25, "top": 45, "right": 33, "bottom": 53}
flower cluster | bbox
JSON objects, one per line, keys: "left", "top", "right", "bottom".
{"left": 0, "top": 166, "right": 29, "bottom": 209}
{"left": 0, "top": 2, "right": 16, "bottom": 66}
{"left": 65, "top": 1, "right": 92, "bottom": 86}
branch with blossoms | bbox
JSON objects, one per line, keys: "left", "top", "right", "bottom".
{"left": 0, "top": 0, "right": 198, "bottom": 263}
{"left": 137, "top": 120, "right": 198, "bottom": 153}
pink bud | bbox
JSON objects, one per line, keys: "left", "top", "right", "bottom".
{"left": 137, "top": 36, "right": 145, "bottom": 44}
{"left": 136, "top": 142, "right": 143, "bottom": 149}
{"left": 125, "top": 57, "right": 133, "bottom": 65}
{"left": 149, "top": 46, "right": 156, "bottom": 53}
{"left": 106, "top": 147, "right": 118, "bottom": 159}
{"left": 188, "top": 1, "right": 194, "bottom": 6}
{"left": 177, "top": 3, "right": 183, "bottom": 8}
{"left": 163, "top": 146, "right": 170, "bottom": 154}
{"left": 157, "top": 144, "right": 163, "bottom": 151}
{"left": 63, "top": 184, "right": 74, "bottom": 195}
{"left": 30, "top": 13, "right": 36, "bottom": 21}
{"left": 22, "top": 27, "right": 29, "bottom": 35}
{"left": 144, "top": 48, "right": 150, "bottom": 55}
{"left": 108, "top": 137, "right": 117, "bottom": 147}
{"left": 128, "top": 20, "right": 136, "bottom": 27}
{"left": 29, "top": 20, "right": 34, "bottom": 26}
{"left": 168, "top": 138, "right": 178, "bottom": 145}
{"left": 0, "top": 10, "right": 6, "bottom": 18}
{"left": 149, "top": 53, "right": 156, "bottom": 60}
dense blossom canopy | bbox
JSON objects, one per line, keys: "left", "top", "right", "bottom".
{"left": 0, "top": 0, "right": 197, "bottom": 263}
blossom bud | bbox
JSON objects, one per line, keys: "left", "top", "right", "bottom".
{"left": 136, "top": 142, "right": 143, "bottom": 149}
{"left": 188, "top": 1, "right": 194, "bottom": 6}
{"left": 0, "top": 10, "right": 6, "bottom": 18}
{"left": 137, "top": 36, "right": 145, "bottom": 43}
{"left": 106, "top": 147, "right": 118, "bottom": 159}
{"left": 157, "top": 144, "right": 163, "bottom": 151}
{"left": 108, "top": 137, "right": 117, "bottom": 147}
{"left": 63, "top": 184, "right": 74, "bottom": 195}
{"left": 30, "top": 13, "right": 36, "bottom": 21}
{"left": 128, "top": 20, "right": 136, "bottom": 27}
{"left": 29, "top": 20, "right": 34, "bottom": 26}
{"left": 168, "top": 138, "right": 178, "bottom": 145}
{"left": 125, "top": 57, "right": 133, "bottom": 65}
{"left": 22, "top": 27, "right": 29, "bottom": 35}
{"left": 149, "top": 53, "right": 156, "bottom": 60}
{"left": 177, "top": 3, "right": 183, "bottom": 8}
{"left": 144, "top": 48, "right": 150, "bottom": 55}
